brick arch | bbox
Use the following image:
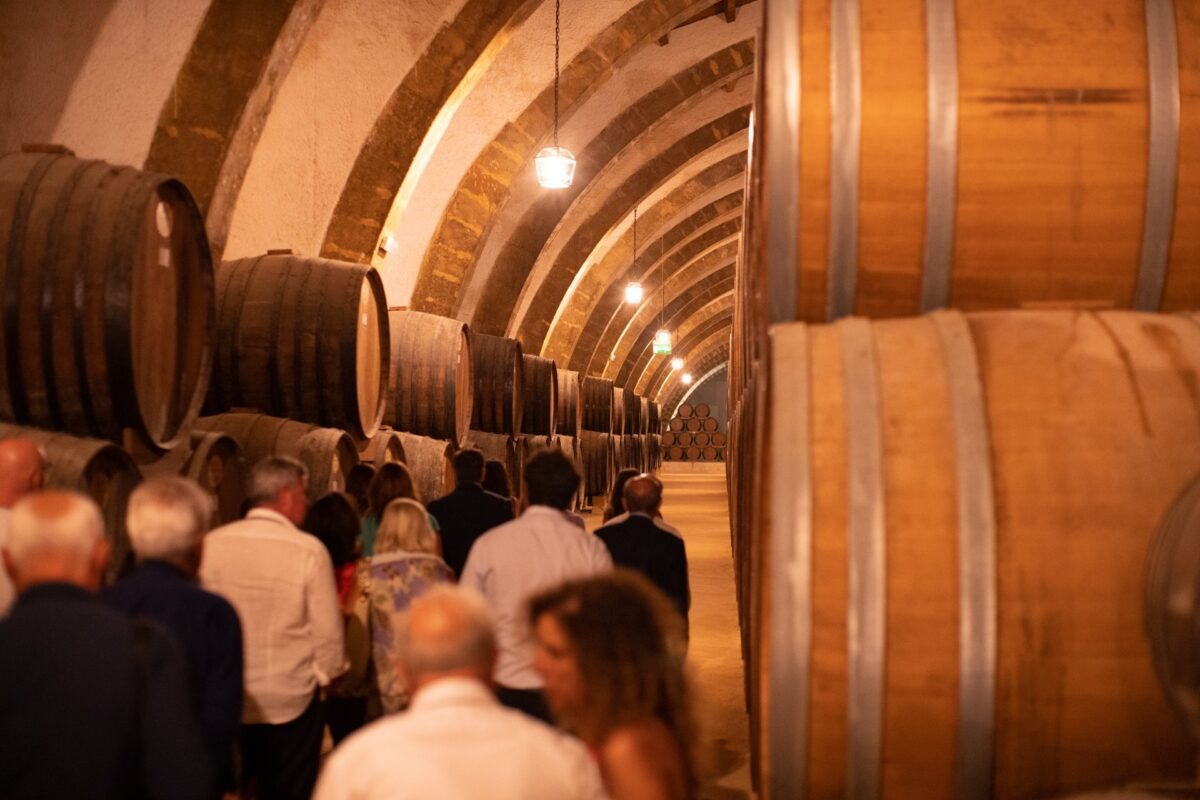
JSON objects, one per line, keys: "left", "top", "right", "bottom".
{"left": 613, "top": 279, "right": 735, "bottom": 385}
{"left": 645, "top": 320, "right": 732, "bottom": 399}
{"left": 660, "top": 345, "right": 730, "bottom": 412}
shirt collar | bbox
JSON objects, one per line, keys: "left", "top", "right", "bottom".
{"left": 246, "top": 507, "right": 297, "bottom": 528}
{"left": 14, "top": 581, "right": 95, "bottom": 606}
{"left": 409, "top": 677, "right": 497, "bottom": 712}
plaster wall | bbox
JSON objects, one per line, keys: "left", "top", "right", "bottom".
{"left": 1, "top": 0, "right": 210, "bottom": 167}
{"left": 222, "top": 0, "right": 466, "bottom": 261}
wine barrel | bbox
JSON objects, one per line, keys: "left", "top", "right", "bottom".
{"left": 357, "top": 427, "right": 407, "bottom": 469}
{"left": 142, "top": 430, "right": 247, "bottom": 526}
{"left": 582, "top": 376, "right": 615, "bottom": 433}
{"left": 648, "top": 401, "right": 661, "bottom": 434}
{"left": 193, "top": 413, "right": 358, "bottom": 500}
{"left": 464, "top": 430, "right": 522, "bottom": 498}
{"left": 386, "top": 310, "right": 472, "bottom": 445}
{"left": 663, "top": 432, "right": 677, "bottom": 447}
{"left": 756, "top": 310, "right": 1200, "bottom": 799}
{"left": 703, "top": 417, "right": 719, "bottom": 432}
{"left": 639, "top": 396, "right": 651, "bottom": 435}
{"left": 471, "top": 334, "right": 524, "bottom": 436}
{"left": 0, "top": 148, "right": 214, "bottom": 450}
{"left": 694, "top": 432, "right": 710, "bottom": 447}
{"left": 685, "top": 418, "right": 701, "bottom": 432}
{"left": 579, "top": 431, "right": 611, "bottom": 498}
{"left": 702, "top": 446, "right": 718, "bottom": 461}
{"left": 685, "top": 445, "right": 701, "bottom": 461}
{"left": 557, "top": 369, "right": 583, "bottom": 437}
{"left": 667, "top": 445, "right": 684, "bottom": 461}
{"left": 621, "top": 390, "right": 642, "bottom": 435}
{"left": 768, "top": 2, "right": 1200, "bottom": 321}
{"left": 208, "top": 253, "right": 388, "bottom": 440}
{"left": 694, "top": 402, "right": 711, "bottom": 418}
{"left": 678, "top": 432, "right": 693, "bottom": 447}
{"left": 678, "top": 403, "right": 694, "bottom": 418}
{"left": 394, "top": 433, "right": 454, "bottom": 506}
{"left": 712, "top": 431, "right": 728, "bottom": 447}
{"left": 669, "top": 417, "right": 685, "bottom": 432}
{"left": 612, "top": 388, "right": 627, "bottom": 437}
{"left": 520, "top": 355, "right": 558, "bottom": 437}
{"left": 0, "top": 422, "right": 141, "bottom": 578}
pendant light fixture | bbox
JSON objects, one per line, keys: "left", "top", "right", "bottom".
{"left": 671, "top": 357, "right": 684, "bottom": 371}
{"left": 682, "top": 372, "right": 694, "bottom": 385}
{"left": 535, "top": 0, "right": 576, "bottom": 189}
{"left": 624, "top": 205, "right": 643, "bottom": 304}
{"left": 652, "top": 220, "right": 671, "bottom": 354}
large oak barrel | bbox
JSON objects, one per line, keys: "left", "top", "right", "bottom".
{"left": 0, "top": 148, "right": 214, "bottom": 450}
{"left": 555, "top": 434, "right": 586, "bottom": 511}
{"left": 142, "top": 430, "right": 247, "bottom": 526}
{"left": 581, "top": 376, "right": 615, "bottom": 433}
{"left": 520, "top": 355, "right": 558, "bottom": 437}
{"left": 193, "top": 413, "right": 358, "bottom": 500}
{"left": 579, "top": 431, "right": 612, "bottom": 498}
{"left": 386, "top": 310, "right": 472, "bottom": 445}
{"left": 394, "top": 433, "right": 454, "bottom": 505}
{"left": 556, "top": 369, "right": 583, "bottom": 437}
{"left": 0, "top": 422, "right": 141, "bottom": 579}
{"left": 464, "top": 430, "right": 521, "bottom": 497}
{"left": 357, "top": 427, "right": 407, "bottom": 469}
{"left": 638, "top": 396, "right": 651, "bottom": 435}
{"left": 621, "top": 390, "right": 642, "bottom": 435}
{"left": 612, "top": 388, "right": 627, "bottom": 436}
{"left": 208, "top": 252, "right": 388, "bottom": 440}
{"left": 756, "top": 310, "right": 1200, "bottom": 799}
{"left": 471, "top": 334, "right": 524, "bottom": 436}
{"left": 768, "top": 1, "right": 1200, "bottom": 321}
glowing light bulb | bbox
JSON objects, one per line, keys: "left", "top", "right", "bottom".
{"left": 670, "top": 357, "right": 684, "bottom": 371}
{"left": 624, "top": 282, "right": 644, "bottom": 305}
{"left": 682, "top": 372, "right": 694, "bottom": 385}
{"left": 535, "top": 146, "right": 576, "bottom": 188}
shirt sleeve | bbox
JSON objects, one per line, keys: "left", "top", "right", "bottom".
{"left": 459, "top": 541, "right": 489, "bottom": 596}
{"left": 307, "top": 546, "right": 348, "bottom": 685}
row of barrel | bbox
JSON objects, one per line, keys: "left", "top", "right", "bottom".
{"left": 662, "top": 403, "right": 724, "bottom": 461}
{"left": 0, "top": 147, "right": 661, "bottom": 579}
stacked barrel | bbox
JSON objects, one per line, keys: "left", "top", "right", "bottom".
{"left": 662, "top": 402, "right": 724, "bottom": 462}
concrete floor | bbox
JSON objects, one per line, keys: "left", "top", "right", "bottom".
{"left": 587, "top": 464, "right": 754, "bottom": 799}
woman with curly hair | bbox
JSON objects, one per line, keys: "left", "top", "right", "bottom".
{"left": 530, "top": 570, "right": 696, "bottom": 800}
{"left": 362, "top": 498, "right": 453, "bottom": 713}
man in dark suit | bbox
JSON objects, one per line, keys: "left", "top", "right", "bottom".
{"left": 0, "top": 490, "right": 210, "bottom": 800}
{"left": 428, "top": 448, "right": 515, "bottom": 578}
{"left": 595, "top": 475, "right": 690, "bottom": 628}
{"left": 105, "top": 476, "right": 244, "bottom": 798}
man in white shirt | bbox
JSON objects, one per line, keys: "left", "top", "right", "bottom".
{"left": 200, "top": 456, "right": 345, "bottom": 800}
{"left": 314, "top": 585, "right": 604, "bottom": 800}
{"left": 460, "top": 448, "right": 611, "bottom": 721}
{"left": 0, "top": 437, "right": 45, "bottom": 618}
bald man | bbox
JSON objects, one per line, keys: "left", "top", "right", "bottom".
{"left": 313, "top": 586, "right": 604, "bottom": 800}
{"left": 0, "top": 437, "right": 44, "bottom": 617}
{"left": 0, "top": 491, "right": 210, "bottom": 799}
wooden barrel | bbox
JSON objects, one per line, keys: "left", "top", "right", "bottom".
{"left": 579, "top": 431, "right": 611, "bottom": 497}
{"left": 678, "top": 403, "right": 694, "bottom": 418}
{"left": 356, "top": 427, "right": 406, "bottom": 469}
{"left": 582, "top": 376, "right": 615, "bottom": 433}
{"left": 694, "top": 402, "right": 711, "bottom": 418}
{"left": 555, "top": 434, "right": 586, "bottom": 510}
{"left": 667, "top": 445, "right": 684, "bottom": 461}
{"left": 464, "top": 430, "right": 522, "bottom": 499}
{"left": 622, "top": 390, "right": 643, "bottom": 435}
{"left": 639, "top": 396, "right": 651, "bottom": 435}
{"left": 768, "top": 2, "right": 1200, "bottom": 321}
{"left": 471, "top": 334, "right": 524, "bottom": 436}
{"left": 142, "top": 430, "right": 247, "bottom": 526}
{"left": 663, "top": 432, "right": 677, "bottom": 447}
{"left": 394, "top": 433, "right": 454, "bottom": 506}
{"left": 685, "top": 417, "right": 701, "bottom": 432}
{"left": 703, "top": 417, "right": 719, "bottom": 432}
{"left": 556, "top": 369, "right": 583, "bottom": 437}
{"left": 386, "top": 310, "right": 472, "bottom": 445}
{"left": 648, "top": 401, "right": 661, "bottom": 434}
{"left": 694, "top": 432, "right": 710, "bottom": 447}
{"left": 702, "top": 446, "right": 718, "bottom": 461}
{"left": 0, "top": 148, "right": 214, "bottom": 451}
{"left": 712, "top": 431, "right": 728, "bottom": 447}
{"left": 612, "top": 387, "right": 627, "bottom": 437}
{"left": 685, "top": 445, "right": 701, "bottom": 461}
{"left": 678, "top": 432, "right": 694, "bottom": 447}
{"left": 193, "top": 413, "right": 358, "bottom": 500}
{"left": 0, "top": 422, "right": 141, "bottom": 579}
{"left": 669, "top": 417, "right": 685, "bottom": 432}
{"left": 756, "top": 310, "right": 1200, "bottom": 799}
{"left": 208, "top": 253, "right": 388, "bottom": 440}
{"left": 520, "top": 355, "right": 558, "bottom": 437}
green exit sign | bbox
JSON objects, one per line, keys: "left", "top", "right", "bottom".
{"left": 653, "top": 341, "right": 672, "bottom": 355}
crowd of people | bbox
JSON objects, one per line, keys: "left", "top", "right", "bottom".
{"left": 0, "top": 435, "right": 695, "bottom": 800}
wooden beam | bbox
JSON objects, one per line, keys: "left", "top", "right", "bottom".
{"left": 725, "top": 0, "right": 737, "bottom": 22}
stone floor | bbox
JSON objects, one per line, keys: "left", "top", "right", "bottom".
{"left": 587, "top": 464, "right": 754, "bottom": 799}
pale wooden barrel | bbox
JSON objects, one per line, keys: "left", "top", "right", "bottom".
{"left": 0, "top": 148, "right": 214, "bottom": 450}
{"left": 556, "top": 369, "right": 583, "bottom": 437}
{"left": 0, "top": 422, "right": 141, "bottom": 579}
{"left": 471, "top": 334, "right": 524, "bottom": 436}
{"left": 209, "top": 252, "right": 388, "bottom": 440}
{"left": 757, "top": 310, "right": 1200, "bottom": 799}
{"left": 395, "top": 432, "right": 454, "bottom": 505}
{"left": 356, "top": 427, "right": 407, "bottom": 469}
{"left": 582, "top": 376, "right": 614, "bottom": 433}
{"left": 520, "top": 355, "right": 558, "bottom": 437}
{"left": 193, "top": 413, "right": 358, "bottom": 500}
{"left": 142, "top": 430, "right": 247, "bottom": 526}
{"left": 385, "top": 310, "right": 473, "bottom": 446}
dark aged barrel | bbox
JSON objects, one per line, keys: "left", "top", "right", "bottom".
{"left": 464, "top": 430, "right": 521, "bottom": 498}
{"left": 612, "top": 388, "right": 627, "bottom": 437}
{"left": 556, "top": 369, "right": 583, "bottom": 437}
{"left": 0, "top": 148, "right": 214, "bottom": 450}
{"left": 621, "top": 390, "right": 642, "bottom": 435}
{"left": 757, "top": 310, "right": 1199, "bottom": 799}
{"left": 555, "top": 434, "right": 585, "bottom": 511}
{"left": 581, "top": 376, "right": 615, "bottom": 433}
{"left": 386, "top": 310, "right": 472, "bottom": 445}
{"left": 471, "top": 334, "right": 524, "bottom": 436}
{"left": 579, "top": 431, "right": 611, "bottom": 498}
{"left": 356, "top": 427, "right": 406, "bottom": 469}
{"left": 520, "top": 355, "right": 558, "bottom": 437}
{"left": 208, "top": 252, "right": 388, "bottom": 441}
{"left": 646, "top": 400, "right": 659, "bottom": 435}
{"left": 0, "top": 422, "right": 141, "bottom": 579}
{"left": 193, "top": 413, "right": 358, "bottom": 500}
{"left": 142, "top": 430, "right": 247, "bottom": 526}
{"left": 639, "top": 396, "right": 651, "bottom": 435}
{"left": 395, "top": 432, "right": 454, "bottom": 505}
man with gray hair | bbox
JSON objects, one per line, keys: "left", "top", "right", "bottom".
{"left": 313, "top": 585, "right": 605, "bottom": 800}
{"left": 0, "top": 490, "right": 210, "bottom": 799}
{"left": 105, "top": 476, "right": 244, "bottom": 797}
{"left": 0, "top": 436, "right": 45, "bottom": 617}
{"left": 201, "top": 456, "right": 345, "bottom": 800}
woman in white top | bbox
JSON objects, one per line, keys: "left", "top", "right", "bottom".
{"left": 362, "top": 498, "right": 453, "bottom": 713}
